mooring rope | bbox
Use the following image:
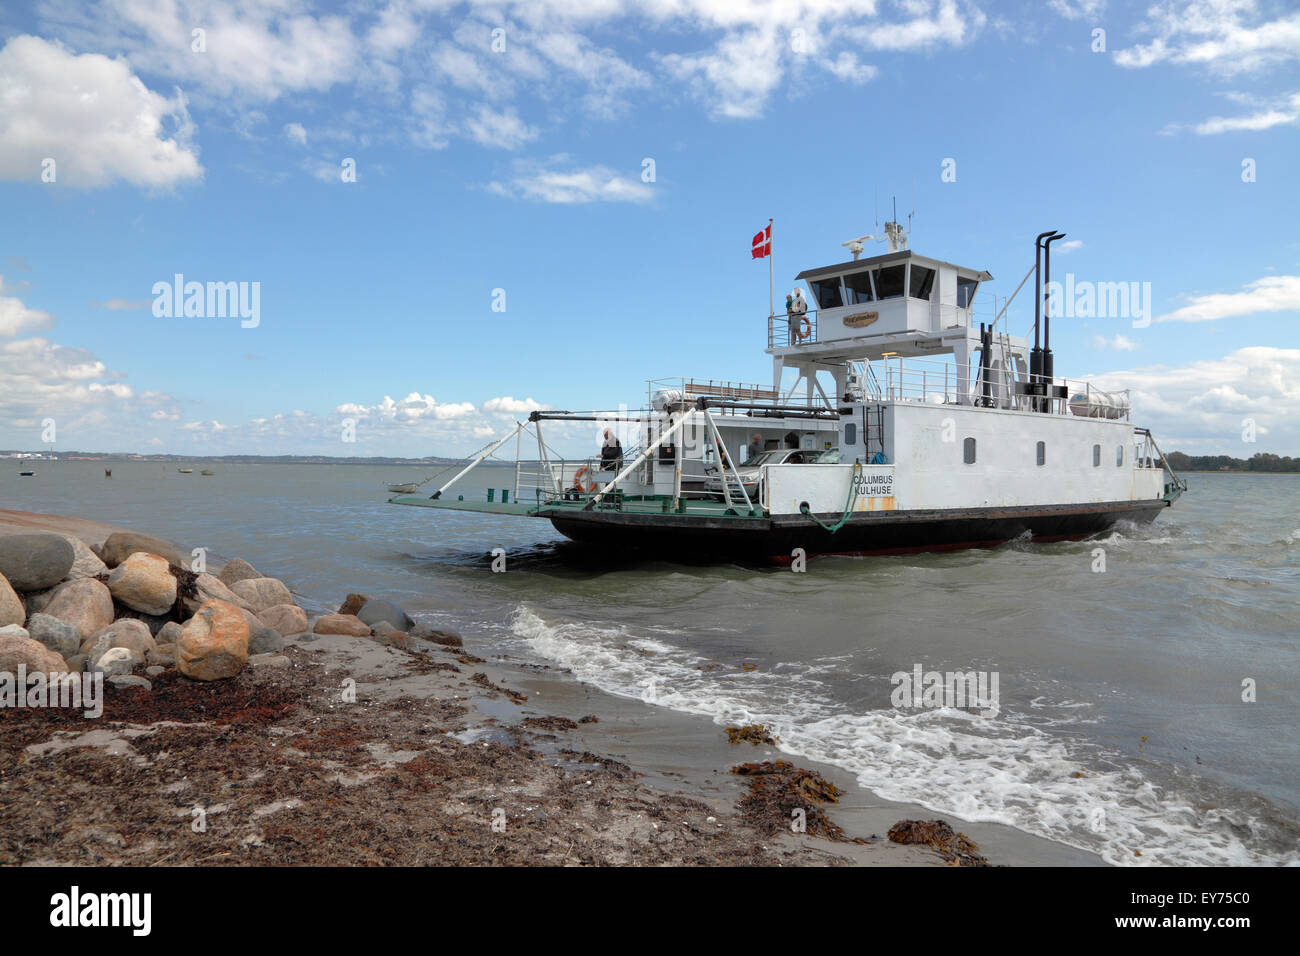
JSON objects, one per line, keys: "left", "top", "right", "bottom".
{"left": 799, "top": 461, "right": 863, "bottom": 533}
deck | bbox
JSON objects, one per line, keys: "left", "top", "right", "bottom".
{"left": 387, "top": 493, "right": 765, "bottom": 520}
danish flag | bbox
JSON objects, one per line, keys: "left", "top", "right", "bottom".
{"left": 751, "top": 224, "right": 771, "bottom": 259}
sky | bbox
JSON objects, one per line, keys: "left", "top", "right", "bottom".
{"left": 0, "top": 0, "right": 1297, "bottom": 459}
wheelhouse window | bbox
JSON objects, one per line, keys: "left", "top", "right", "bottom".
{"left": 909, "top": 265, "right": 937, "bottom": 301}
{"left": 844, "top": 271, "right": 874, "bottom": 304}
{"left": 809, "top": 276, "right": 843, "bottom": 309}
{"left": 956, "top": 277, "right": 980, "bottom": 308}
{"left": 1093, "top": 444, "right": 1101, "bottom": 467}
{"left": 963, "top": 437, "right": 977, "bottom": 464}
{"left": 1036, "top": 441, "right": 1046, "bottom": 466}
{"left": 874, "top": 265, "right": 906, "bottom": 299}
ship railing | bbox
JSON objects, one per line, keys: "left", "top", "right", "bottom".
{"left": 766, "top": 310, "right": 820, "bottom": 348}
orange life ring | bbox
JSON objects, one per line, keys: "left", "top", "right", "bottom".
{"left": 798, "top": 315, "right": 812, "bottom": 340}
{"left": 572, "top": 465, "right": 597, "bottom": 493}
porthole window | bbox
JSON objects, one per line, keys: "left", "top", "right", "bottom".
{"left": 1036, "top": 441, "right": 1046, "bottom": 466}
{"left": 1116, "top": 445, "right": 1124, "bottom": 466}
{"left": 963, "top": 437, "right": 977, "bottom": 464}
{"left": 1093, "top": 444, "right": 1101, "bottom": 467}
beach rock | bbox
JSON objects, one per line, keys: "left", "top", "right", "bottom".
{"left": 107, "top": 552, "right": 177, "bottom": 616}
{"left": 370, "top": 622, "right": 414, "bottom": 650}
{"left": 108, "top": 674, "right": 152, "bottom": 691}
{"left": 156, "top": 621, "right": 183, "bottom": 645}
{"left": 92, "top": 647, "right": 135, "bottom": 677}
{"left": 230, "top": 577, "right": 293, "bottom": 613}
{"left": 249, "top": 653, "right": 290, "bottom": 669}
{"left": 176, "top": 599, "right": 250, "bottom": 681}
{"left": 22, "top": 587, "right": 56, "bottom": 616}
{"left": 182, "top": 573, "right": 253, "bottom": 616}
{"left": 85, "top": 619, "right": 156, "bottom": 664}
{"left": 146, "top": 644, "right": 176, "bottom": 667}
{"left": 112, "top": 606, "right": 172, "bottom": 636}
{"left": 25, "top": 613, "right": 82, "bottom": 660}
{"left": 257, "top": 603, "right": 307, "bottom": 636}
{"left": 43, "top": 578, "right": 115, "bottom": 642}
{"left": 0, "top": 534, "right": 75, "bottom": 591}
{"left": 66, "top": 654, "right": 87, "bottom": 673}
{"left": 0, "top": 623, "right": 30, "bottom": 640}
{"left": 313, "top": 614, "right": 370, "bottom": 637}
{"left": 0, "top": 573, "right": 24, "bottom": 628}
{"left": 145, "top": 665, "right": 166, "bottom": 678}
{"left": 248, "top": 627, "right": 283, "bottom": 655}
{"left": 411, "top": 625, "right": 462, "bottom": 648}
{"left": 338, "top": 593, "right": 370, "bottom": 616}
{"left": 357, "top": 599, "right": 414, "bottom": 632}
{"left": 0, "top": 634, "right": 69, "bottom": 675}
{"left": 217, "top": 557, "right": 261, "bottom": 587}
{"left": 57, "top": 535, "right": 108, "bottom": 581}
{"left": 100, "top": 531, "right": 185, "bottom": 569}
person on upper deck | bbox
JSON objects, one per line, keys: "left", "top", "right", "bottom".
{"left": 600, "top": 429, "right": 624, "bottom": 471}
{"left": 787, "top": 289, "right": 808, "bottom": 344}
{"left": 748, "top": 434, "right": 764, "bottom": 461}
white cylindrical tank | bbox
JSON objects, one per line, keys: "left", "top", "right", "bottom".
{"left": 652, "top": 389, "right": 696, "bottom": 412}
{"left": 1069, "top": 389, "right": 1129, "bottom": 419}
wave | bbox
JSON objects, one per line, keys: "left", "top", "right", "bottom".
{"left": 509, "top": 604, "right": 1300, "bottom": 867}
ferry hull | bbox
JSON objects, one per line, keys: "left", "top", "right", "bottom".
{"left": 547, "top": 498, "right": 1170, "bottom": 560}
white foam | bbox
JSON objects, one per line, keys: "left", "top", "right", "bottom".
{"left": 510, "top": 604, "right": 1299, "bottom": 867}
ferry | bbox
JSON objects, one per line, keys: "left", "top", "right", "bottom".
{"left": 390, "top": 224, "right": 1185, "bottom": 560}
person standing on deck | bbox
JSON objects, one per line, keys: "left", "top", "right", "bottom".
{"left": 748, "top": 433, "right": 764, "bottom": 461}
{"left": 600, "top": 429, "right": 624, "bottom": 471}
{"left": 788, "top": 289, "right": 807, "bottom": 344}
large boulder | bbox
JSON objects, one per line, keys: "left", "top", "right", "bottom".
{"left": 0, "top": 624, "right": 29, "bottom": 639}
{"left": 92, "top": 647, "right": 135, "bottom": 677}
{"left": 107, "top": 552, "right": 177, "bottom": 616}
{"left": 43, "top": 578, "right": 115, "bottom": 642}
{"left": 176, "top": 599, "right": 250, "bottom": 681}
{"left": 257, "top": 603, "right": 307, "bottom": 636}
{"left": 25, "top": 613, "right": 82, "bottom": 660}
{"left": 357, "top": 599, "right": 414, "bottom": 632}
{"left": 0, "top": 534, "right": 76, "bottom": 591}
{"left": 313, "top": 614, "right": 370, "bottom": 637}
{"left": 338, "top": 593, "right": 370, "bottom": 616}
{"left": 84, "top": 619, "right": 156, "bottom": 664}
{"left": 248, "top": 627, "right": 284, "bottom": 655}
{"left": 0, "top": 633, "right": 69, "bottom": 675}
{"left": 217, "top": 557, "right": 261, "bottom": 588}
{"left": 99, "top": 531, "right": 185, "bottom": 569}
{"left": 229, "top": 577, "right": 293, "bottom": 613}
{"left": 0, "top": 573, "right": 23, "bottom": 628}
{"left": 58, "top": 535, "right": 108, "bottom": 581}
{"left": 181, "top": 573, "right": 252, "bottom": 616}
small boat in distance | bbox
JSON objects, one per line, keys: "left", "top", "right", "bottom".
{"left": 105, "top": 469, "right": 112, "bottom": 478}
{"left": 387, "top": 482, "right": 421, "bottom": 494}
{"left": 18, "top": 470, "right": 35, "bottom": 477}
{"left": 201, "top": 470, "right": 215, "bottom": 476}
{"left": 178, "top": 468, "right": 193, "bottom": 474}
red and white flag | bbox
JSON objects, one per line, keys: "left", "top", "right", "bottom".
{"left": 751, "top": 224, "right": 771, "bottom": 259}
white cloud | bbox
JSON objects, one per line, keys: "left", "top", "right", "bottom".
{"left": 1056, "top": 239, "right": 1084, "bottom": 253}
{"left": 1048, "top": 0, "right": 1106, "bottom": 21}
{"left": 284, "top": 122, "right": 308, "bottom": 144}
{"left": 464, "top": 105, "right": 538, "bottom": 150}
{"left": 1094, "top": 333, "right": 1139, "bottom": 351}
{"left": 1114, "top": 1, "right": 1300, "bottom": 75}
{"left": 0, "top": 277, "right": 55, "bottom": 337}
{"left": 482, "top": 396, "right": 548, "bottom": 414}
{"left": 0, "top": 35, "right": 202, "bottom": 189}
{"left": 1155, "top": 275, "right": 1300, "bottom": 323}
{"left": 1086, "top": 347, "right": 1300, "bottom": 453}
{"left": 1190, "top": 90, "right": 1300, "bottom": 134}
{"left": 486, "top": 159, "right": 654, "bottom": 203}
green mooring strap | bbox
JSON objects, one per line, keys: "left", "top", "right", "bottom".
{"left": 799, "top": 461, "right": 863, "bottom": 533}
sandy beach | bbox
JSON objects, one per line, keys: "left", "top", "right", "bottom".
{"left": 0, "top": 507, "right": 1103, "bottom": 866}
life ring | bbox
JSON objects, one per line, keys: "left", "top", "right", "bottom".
{"left": 797, "top": 315, "right": 812, "bottom": 340}
{"left": 572, "top": 465, "right": 597, "bottom": 493}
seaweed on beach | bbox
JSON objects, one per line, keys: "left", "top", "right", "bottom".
{"left": 730, "top": 761, "right": 854, "bottom": 841}
{"left": 470, "top": 672, "right": 527, "bottom": 704}
{"left": 887, "top": 819, "right": 989, "bottom": 867}
{"left": 725, "top": 724, "right": 778, "bottom": 745}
